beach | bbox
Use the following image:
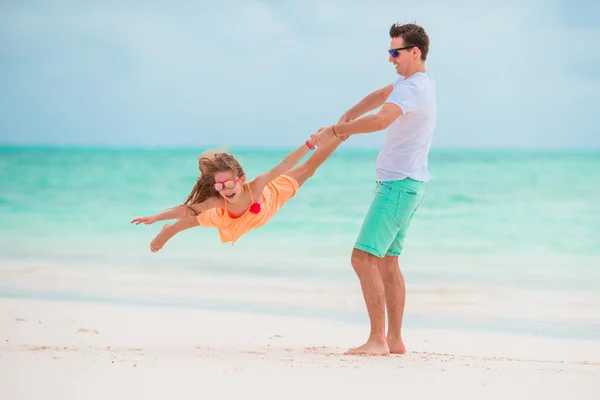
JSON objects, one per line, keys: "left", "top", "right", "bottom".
{"left": 2, "top": 297, "right": 599, "bottom": 400}
{"left": 2, "top": 147, "right": 600, "bottom": 398}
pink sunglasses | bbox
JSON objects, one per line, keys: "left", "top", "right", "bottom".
{"left": 213, "top": 179, "right": 239, "bottom": 191}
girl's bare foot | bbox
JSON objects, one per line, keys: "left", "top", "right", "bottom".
{"left": 150, "top": 224, "right": 171, "bottom": 253}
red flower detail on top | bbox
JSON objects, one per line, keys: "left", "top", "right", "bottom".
{"left": 249, "top": 202, "right": 261, "bottom": 214}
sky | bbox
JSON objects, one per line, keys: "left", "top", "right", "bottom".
{"left": 1, "top": 0, "right": 599, "bottom": 149}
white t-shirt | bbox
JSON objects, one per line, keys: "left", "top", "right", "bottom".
{"left": 375, "top": 71, "right": 436, "bottom": 182}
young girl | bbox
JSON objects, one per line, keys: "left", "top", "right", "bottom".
{"left": 131, "top": 134, "right": 344, "bottom": 252}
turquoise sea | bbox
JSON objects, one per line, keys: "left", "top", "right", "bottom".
{"left": 1, "top": 146, "right": 599, "bottom": 339}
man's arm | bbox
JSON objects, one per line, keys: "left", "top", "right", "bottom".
{"left": 336, "top": 103, "right": 402, "bottom": 136}
{"left": 310, "top": 103, "right": 402, "bottom": 145}
{"left": 339, "top": 85, "right": 393, "bottom": 122}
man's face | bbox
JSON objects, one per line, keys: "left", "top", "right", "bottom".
{"left": 388, "top": 37, "right": 415, "bottom": 76}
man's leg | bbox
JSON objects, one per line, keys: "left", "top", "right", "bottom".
{"left": 285, "top": 137, "right": 343, "bottom": 187}
{"left": 378, "top": 177, "right": 426, "bottom": 353}
{"left": 377, "top": 255, "right": 406, "bottom": 354}
{"left": 345, "top": 182, "right": 403, "bottom": 356}
{"left": 345, "top": 248, "right": 389, "bottom": 355}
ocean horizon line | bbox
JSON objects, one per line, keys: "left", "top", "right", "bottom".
{"left": 1, "top": 142, "right": 599, "bottom": 154}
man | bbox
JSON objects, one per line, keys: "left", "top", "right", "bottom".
{"left": 311, "top": 23, "right": 436, "bottom": 356}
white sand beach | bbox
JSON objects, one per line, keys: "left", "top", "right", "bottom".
{"left": 1, "top": 297, "right": 599, "bottom": 400}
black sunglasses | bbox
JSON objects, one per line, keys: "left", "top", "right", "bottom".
{"left": 388, "top": 45, "right": 416, "bottom": 58}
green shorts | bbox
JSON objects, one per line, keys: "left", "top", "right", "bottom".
{"left": 355, "top": 178, "right": 425, "bottom": 258}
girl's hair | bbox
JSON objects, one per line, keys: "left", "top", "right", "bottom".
{"left": 182, "top": 151, "right": 245, "bottom": 216}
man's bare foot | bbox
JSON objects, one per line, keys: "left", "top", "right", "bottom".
{"left": 387, "top": 336, "right": 407, "bottom": 354}
{"left": 150, "top": 224, "right": 171, "bottom": 253}
{"left": 344, "top": 339, "right": 390, "bottom": 356}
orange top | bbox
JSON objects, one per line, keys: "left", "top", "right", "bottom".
{"left": 196, "top": 174, "right": 299, "bottom": 244}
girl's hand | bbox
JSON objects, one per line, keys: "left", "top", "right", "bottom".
{"left": 131, "top": 216, "right": 157, "bottom": 225}
{"left": 310, "top": 126, "right": 335, "bottom": 146}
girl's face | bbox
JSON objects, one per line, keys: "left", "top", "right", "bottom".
{"left": 213, "top": 170, "right": 246, "bottom": 203}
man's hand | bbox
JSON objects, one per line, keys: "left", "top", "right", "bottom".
{"left": 131, "top": 216, "right": 158, "bottom": 225}
{"left": 336, "top": 115, "right": 352, "bottom": 141}
{"left": 310, "top": 126, "right": 335, "bottom": 147}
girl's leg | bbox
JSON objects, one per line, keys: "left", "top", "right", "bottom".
{"left": 286, "top": 137, "right": 344, "bottom": 187}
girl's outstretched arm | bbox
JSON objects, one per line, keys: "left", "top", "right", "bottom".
{"left": 150, "top": 216, "right": 199, "bottom": 253}
{"left": 131, "top": 196, "right": 225, "bottom": 225}
{"left": 251, "top": 138, "right": 317, "bottom": 191}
